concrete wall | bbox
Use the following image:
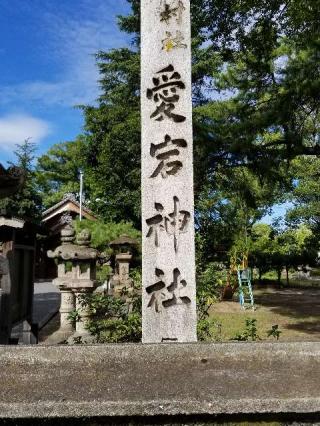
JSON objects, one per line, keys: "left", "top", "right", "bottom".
{"left": 0, "top": 342, "right": 320, "bottom": 423}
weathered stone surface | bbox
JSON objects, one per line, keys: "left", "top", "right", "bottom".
{"left": 141, "top": 0, "right": 197, "bottom": 342}
{"left": 109, "top": 234, "right": 138, "bottom": 249}
{"left": 43, "top": 289, "right": 74, "bottom": 344}
{"left": 47, "top": 244, "right": 99, "bottom": 261}
{"left": 0, "top": 254, "right": 9, "bottom": 276}
{"left": 46, "top": 225, "right": 102, "bottom": 343}
{"left": 0, "top": 342, "right": 320, "bottom": 419}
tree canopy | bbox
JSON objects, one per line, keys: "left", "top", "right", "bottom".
{"left": 287, "top": 156, "right": 320, "bottom": 236}
{"left": 0, "top": 139, "right": 42, "bottom": 220}
{"left": 32, "top": 0, "right": 320, "bottom": 266}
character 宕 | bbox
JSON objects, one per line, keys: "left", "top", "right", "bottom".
{"left": 150, "top": 134, "right": 187, "bottom": 178}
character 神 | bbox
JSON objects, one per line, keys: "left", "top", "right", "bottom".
{"left": 146, "top": 196, "right": 190, "bottom": 252}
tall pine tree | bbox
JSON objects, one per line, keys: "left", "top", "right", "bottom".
{"left": 36, "top": 0, "right": 320, "bottom": 253}
{"left": 0, "top": 139, "right": 42, "bottom": 220}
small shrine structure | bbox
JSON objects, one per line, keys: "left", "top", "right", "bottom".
{"left": 38, "top": 194, "right": 97, "bottom": 279}
{"left": 42, "top": 194, "right": 97, "bottom": 234}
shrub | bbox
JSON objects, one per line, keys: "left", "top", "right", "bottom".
{"left": 232, "top": 318, "right": 260, "bottom": 341}
{"left": 197, "top": 262, "right": 226, "bottom": 321}
{"left": 197, "top": 318, "right": 222, "bottom": 342}
{"left": 73, "top": 218, "right": 141, "bottom": 254}
{"left": 75, "top": 269, "right": 142, "bottom": 343}
{"left": 267, "top": 324, "right": 281, "bottom": 340}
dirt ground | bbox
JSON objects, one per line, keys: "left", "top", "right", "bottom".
{"left": 209, "top": 286, "right": 320, "bottom": 342}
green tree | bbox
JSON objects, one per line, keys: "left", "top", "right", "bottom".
{"left": 249, "top": 224, "right": 275, "bottom": 281}
{"left": 196, "top": 164, "right": 285, "bottom": 269}
{"left": 36, "top": 0, "right": 320, "bottom": 258}
{"left": 274, "top": 225, "right": 316, "bottom": 284}
{"left": 74, "top": 218, "right": 141, "bottom": 254}
{"left": 0, "top": 139, "right": 42, "bottom": 220}
{"left": 287, "top": 157, "right": 320, "bottom": 237}
{"left": 36, "top": 137, "right": 87, "bottom": 209}
{"left": 250, "top": 223, "right": 316, "bottom": 284}
{"left": 80, "top": 46, "right": 141, "bottom": 226}
{"left": 195, "top": 0, "right": 320, "bottom": 169}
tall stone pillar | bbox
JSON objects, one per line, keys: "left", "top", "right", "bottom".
{"left": 141, "top": 0, "right": 197, "bottom": 342}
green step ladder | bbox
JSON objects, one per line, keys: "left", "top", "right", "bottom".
{"left": 237, "top": 268, "right": 255, "bottom": 310}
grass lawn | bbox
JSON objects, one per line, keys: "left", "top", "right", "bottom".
{"left": 209, "top": 286, "right": 320, "bottom": 342}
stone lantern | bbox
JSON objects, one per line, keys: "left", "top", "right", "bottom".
{"left": 109, "top": 235, "right": 138, "bottom": 298}
{"left": 47, "top": 225, "right": 101, "bottom": 343}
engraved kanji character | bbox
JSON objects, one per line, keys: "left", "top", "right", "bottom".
{"left": 146, "top": 65, "right": 186, "bottom": 123}
{"left": 146, "top": 202, "right": 165, "bottom": 248}
{"left": 162, "top": 31, "right": 187, "bottom": 52}
{"left": 146, "top": 268, "right": 166, "bottom": 313}
{"left": 150, "top": 134, "right": 187, "bottom": 178}
{"left": 159, "top": 0, "right": 186, "bottom": 25}
{"left": 146, "top": 197, "right": 190, "bottom": 252}
{"left": 162, "top": 268, "right": 191, "bottom": 307}
{"left": 146, "top": 268, "right": 191, "bottom": 313}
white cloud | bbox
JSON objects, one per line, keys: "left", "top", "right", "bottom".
{"left": 0, "top": 115, "right": 51, "bottom": 151}
{"left": 0, "top": 1, "right": 129, "bottom": 108}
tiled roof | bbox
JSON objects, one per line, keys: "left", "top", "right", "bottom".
{"left": 42, "top": 195, "right": 95, "bottom": 218}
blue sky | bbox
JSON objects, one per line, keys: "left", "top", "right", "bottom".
{"left": 0, "top": 0, "right": 131, "bottom": 164}
{"left": 259, "top": 202, "right": 292, "bottom": 225}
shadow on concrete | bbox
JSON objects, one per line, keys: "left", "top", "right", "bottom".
{"left": 33, "top": 291, "right": 60, "bottom": 328}
{"left": 38, "top": 312, "right": 60, "bottom": 342}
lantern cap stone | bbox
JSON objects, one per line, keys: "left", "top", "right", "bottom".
{"left": 47, "top": 244, "right": 99, "bottom": 261}
{"left": 48, "top": 224, "right": 99, "bottom": 260}
{"left": 109, "top": 234, "right": 138, "bottom": 247}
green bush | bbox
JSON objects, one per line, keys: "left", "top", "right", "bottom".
{"left": 74, "top": 219, "right": 141, "bottom": 287}
{"left": 232, "top": 318, "right": 260, "bottom": 341}
{"left": 74, "top": 218, "right": 141, "bottom": 254}
{"left": 96, "top": 264, "right": 112, "bottom": 284}
{"left": 197, "top": 318, "right": 222, "bottom": 342}
{"left": 197, "top": 262, "right": 226, "bottom": 321}
{"left": 76, "top": 268, "right": 142, "bottom": 343}
{"left": 267, "top": 324, "right": 281, "bottom": 340}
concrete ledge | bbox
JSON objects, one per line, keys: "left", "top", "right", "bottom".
{"left": 0, "top": 342, "right": 320, "bottom": 420}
